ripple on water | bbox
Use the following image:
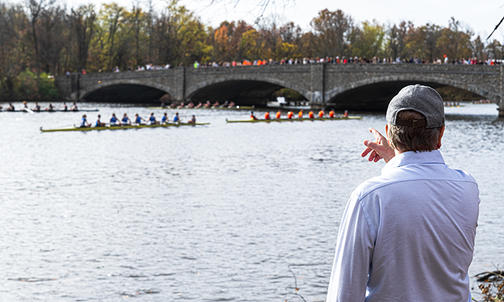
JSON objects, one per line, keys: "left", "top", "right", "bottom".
{"left": 0, "top": 103, "right": 501, "bottom": 301}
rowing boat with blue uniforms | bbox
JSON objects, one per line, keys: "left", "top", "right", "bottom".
{"left": 40, "top": 122, "right": 210, "bottom": 133}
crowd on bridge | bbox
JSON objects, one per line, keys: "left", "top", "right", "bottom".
{"left": 191, "top": 56, "right": 502, "bottom": 68}
{"left": 71, "top": 55, "right": 502, "bottom": 75}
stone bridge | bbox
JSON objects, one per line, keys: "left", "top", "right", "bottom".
{"left": 55, "top": 64, "right": 504, "bottom": 115}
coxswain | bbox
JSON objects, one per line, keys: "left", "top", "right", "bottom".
{"left": 33, "top": 102, "right": 41, "bottom": 112}
{"left": 287, "top": 111, "right": 294, "bottom": 119}
{"left": 62, "top": 102, "right": 68, "bottom": 111}
{"left": 134, "top": 113, "right": 143, "bottom": 125}
{"left": 173, "top": 112, "right": 180, "bottom": 123}
{"left": 6, "top": 102, "right": 15, "bottom": 111}
{"left": 275, "top": 111, "right": 281, "bottom": 119}
{"left": 329, "top": 110, "right": 335, "bottom": 118}
{"left": 80, "top": 114, "right": 91, "bottom": 128}
{"left": 308, "top": 111, "right": 314, "bottom": 119}
{"left": 110, "top": 113, "right": 119, "bottom": 126}
{"left": 121, "top": 113, "right": 131, "bottom": 125}
{"left": 250, "top": 111, "right": 258, "bottom": 120}
{"left": 318, "top": 110, "right": 324, "bottom": 118}
{"left": 71, "top": 102, "right": 78, "bottom": 111}
{"left": 343, "top": 110, "right": 349, "bottom": 118}
{"left": 95, "top": 114, "right": 105, "bottom": 127}
{"left": 189, "top": 115, "right": 196, "bottom": 124}
{"left": 148, "top": 112, "right": 157, "bottom": 125}
{"left": 161, "top": 112, "right": 169, "bottom": 124}
{"left": 298, "top": 110, "right": 303, "bottom": 119}
{"left": 264, "top": 112, "right": 271, "bottom": 120}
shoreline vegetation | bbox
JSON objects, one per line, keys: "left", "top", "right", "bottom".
{"left": 476, "top": 271, "right": 504, "bottom": 301}
{"left": 1, "top": 1, "right": 503, "bottom": 101}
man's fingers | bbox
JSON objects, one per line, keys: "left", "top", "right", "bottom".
{"left": 362, "top": 147, "right": 372, "bottom": 157}
{"left": 369, "top": 128, "right": 385, "bottom": 140}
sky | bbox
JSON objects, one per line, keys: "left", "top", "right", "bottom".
{"left": 34, "top": 0, "right": 504, "bottom": 40}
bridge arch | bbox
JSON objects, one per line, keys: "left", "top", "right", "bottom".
{"left": 78, "top": 79, "right": 175, "bottom": 103}
{"left": 186, "top": 76, "right": 310, "bottom": 106}
{"left": 326, "top": 75, "right": 493, "bottom": 111}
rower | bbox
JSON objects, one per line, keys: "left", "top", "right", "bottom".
{"left": 189, "top": 115, "right": 196, "bottom": 124}
{"left": 318, "top": 110, "right": 324, "bottom": 118}
{"left": 250, "top": 111, "right": 258, "bottom": 120}
{"left": 33, "top": 102, "right": 41, "bottom": 112}
{"left": 62, "top": 102, "right": 68, "bottom": 111}
{"left": 134, "top": 113, "right": 143, "bottom": 125}
{"left": 23, "top": 101, "right": 28, "bottom": 109}
{"left": 173, "top": 112, "right": 180, "bottom": 123}
{"left": 121, "top": 113, "right": 131, "bottom": 125}
{"left": 264, "top": 112, "right": 271, "bottom": 120}
{"left": 329, "top": 110, "right": 335, "bottom": 118}
{"left": 110, "top": 113, "right": 119, "bottom": 126}
{"left": 298, "top": 110, "right": 303, "bottom": 119}
{"left": 6, "top": 103, "right": 15, "bottom": 111}
{"left": 46, "top": 104, "right": 54, "bottom": 112}
{"left": 308, "top": 111, "right": 314, "bottom": 119}
{"left": 71, "top": 102, "right": 78, "bottom": 111}
{"left": 80, "top": 114, "right": 91, "bottom": 128}
{"left": 95, "top": 114, "right": 105, "bottom": 127}
{"left": 275, "top": 111, "right": 281, "bottom": 119}
{"left": 148, "top": 112, "right": 157, "bottom": 125}
{"left": 161, "top": 112, "right": 168, "bottom": 124}
{"left": 287, "top": 111, "right": 294, "bottom": 119}
{"left": 343, "top": 110, "right": 349, "bottom": 118}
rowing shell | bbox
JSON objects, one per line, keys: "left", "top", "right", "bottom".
{"left": 2, "top": 108, "right": 99, "bottom": 113}
{"left": 226, "top": 116, "right": 362, "bottom": 123}
{"left": 148, "top": 106, "right": 255, "bottom": 110}
{"left": 40, "top": 122, "right": 210, "bottom": 133}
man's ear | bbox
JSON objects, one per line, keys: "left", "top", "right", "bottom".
{"left": 437, "top": 125, "right": 445, "bottom": 149}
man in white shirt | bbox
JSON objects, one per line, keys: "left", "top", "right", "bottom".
{"left": 326, "top": 84, "right": 480, "bottom": 302}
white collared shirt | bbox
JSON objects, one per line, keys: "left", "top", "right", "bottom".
{"left": 327, "top": 150, "right": 479, "bottom": 302}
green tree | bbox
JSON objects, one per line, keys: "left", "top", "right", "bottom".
{"left": 349, "top": 21, "right": 385, "bottom": 59}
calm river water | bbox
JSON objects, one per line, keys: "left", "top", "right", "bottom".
{"left": 0, "top": 103, "right": 502, "bottom": 301}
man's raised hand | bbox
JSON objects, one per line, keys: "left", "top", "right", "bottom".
{"left": 361, "top": 128, "right": 395, "bottom": 163}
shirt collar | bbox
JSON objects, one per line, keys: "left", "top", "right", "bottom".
{"left": 382, "top": 150, "right": 445, "bottom": 173}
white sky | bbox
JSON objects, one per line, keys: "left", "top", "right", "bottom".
{"left": 22, "top": 0, "right": 504, "bottom": 40}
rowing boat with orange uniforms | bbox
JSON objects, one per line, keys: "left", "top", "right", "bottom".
{"left": 225, "top": 116, "right": 362, "bottom": 123}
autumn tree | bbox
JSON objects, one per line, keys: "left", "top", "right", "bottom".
{"left": 436, "top": 17, "right": 472, "bottom": 61}
{"left": 310, "top": 9, "right": 353, "bottom": 57}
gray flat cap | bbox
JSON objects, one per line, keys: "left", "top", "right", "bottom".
{"left": 386, "top": 84, "right": 445, "bottom": 128}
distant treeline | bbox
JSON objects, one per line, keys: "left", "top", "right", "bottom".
{"left": 0, "top": 0, "right": 501, "bottom": 100}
